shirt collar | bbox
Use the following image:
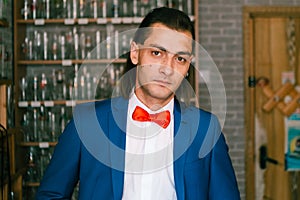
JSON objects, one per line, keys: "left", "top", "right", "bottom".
{"left": 129, "top": 89, "right": 174, "bottom": 115}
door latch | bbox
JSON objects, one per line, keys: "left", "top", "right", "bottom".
{"left": 259, "top": 145, "right": 279, "bottom": 169}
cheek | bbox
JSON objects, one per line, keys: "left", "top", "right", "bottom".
{"left": 137, "top": 66, "right": 154, "bottom": 82}
{"left": 174, "top": 66, "right": 189, "bottom": 77}
{"left": 138, "top": 52, "right": 155, "bottom": 66}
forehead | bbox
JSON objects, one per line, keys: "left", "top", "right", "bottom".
{"left": 143, "top": 23, "right": 193, "bottom": 53}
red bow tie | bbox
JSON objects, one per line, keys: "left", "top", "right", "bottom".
{"left": 132, "top": 106, "right": 171, "bottom": 129}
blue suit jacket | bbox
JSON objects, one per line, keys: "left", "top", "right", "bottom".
{"left": 36, "top": 97, "right": 240, "bottom": 200}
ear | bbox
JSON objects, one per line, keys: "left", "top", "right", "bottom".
{"left": 130, "top": 41, "right": 139, "bottom": 65}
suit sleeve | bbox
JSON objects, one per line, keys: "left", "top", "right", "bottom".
{"left": 36, "top": 119, "right": 80, "bottom": 199}
{"left": 208, "top": 122, "right": 241, "bottom": 200}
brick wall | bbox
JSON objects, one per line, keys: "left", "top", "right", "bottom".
{"left": 197, "top": 0, "right": 300, "bottom": 199}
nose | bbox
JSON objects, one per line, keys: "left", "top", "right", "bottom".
{"left": 159, "top": 54, "right": 174, "bottom": 76}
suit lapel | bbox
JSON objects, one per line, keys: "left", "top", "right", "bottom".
{"left": 173, "top": 100, "right": 191, "bottom": 200}
{"left": 108, "top": 97, "right": 128, "bottom": 200}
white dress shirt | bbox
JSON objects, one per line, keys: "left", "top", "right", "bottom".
{"left": 122, "top": 92, "right": 177, "bottom": 200}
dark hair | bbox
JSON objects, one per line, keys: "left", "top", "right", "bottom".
{"left": 133, "top": 7, "right": 195, "bottom": 44}
{"left": 120, "top": 7, "right": 195, "bottom": 99}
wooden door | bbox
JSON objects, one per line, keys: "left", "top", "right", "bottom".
{"left": 244, "top": 7, "right": 300, "bottom": 200}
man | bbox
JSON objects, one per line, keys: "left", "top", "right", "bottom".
{"left": 36, "top": 7, "right": 240, "bottom": 200}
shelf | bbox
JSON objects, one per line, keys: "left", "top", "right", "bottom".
{"left": 16, "top": 17, "right": 144, "bottom": 25}
{"left": 18, "top": 99, "right": 101, "bottom": 108}
{"left": 0, "top": 79, "right": 12, "bottom": 85}
{"left": 16, "top": 16, "right": 195, "bottom": 25}
{"left": 24, "top": 182, "right": 40, "bottom": 187}
{"left": 19, "top": 142, "right": 57, "bottom": 147}
{"left": 18, "top": 59, "right": 127, "bottom": 66}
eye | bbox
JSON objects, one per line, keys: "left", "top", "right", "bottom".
{"left": 151, "top": 50, "right": 162, "bottom": 57}
{"left": 176, "top": 56, "right": 188, "bottom": 63}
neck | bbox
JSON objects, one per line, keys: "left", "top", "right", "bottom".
{"left": 134, "top": 89, "right": 174, "bottom": 111}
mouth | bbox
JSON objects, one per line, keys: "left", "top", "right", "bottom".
{"left": 153, "top": 79, "right": 172, "bottom": 87}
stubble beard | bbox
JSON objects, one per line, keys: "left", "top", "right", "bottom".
{"left": 135, "top": 81, "right": 175, "bottom": 110}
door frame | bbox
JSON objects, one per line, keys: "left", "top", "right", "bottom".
{"left": 243, "top": 6, "right": 300, "bottom": 200}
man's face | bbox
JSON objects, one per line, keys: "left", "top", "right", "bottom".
{"left": 131, "top": 23, "right": 193, "bottom": 107}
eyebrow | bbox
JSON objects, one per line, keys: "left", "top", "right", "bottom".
{"left": 147, "top": 44, "right": 193, "bottom": 56}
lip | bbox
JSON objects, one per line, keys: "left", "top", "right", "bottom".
{"left": 153, "top": 79, "right": 171, "bottom": 86}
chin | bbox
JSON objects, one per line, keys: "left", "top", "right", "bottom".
{"left": 138, "top": 83, "right": 175, "bottom": 100}
{"left": 149, "top": 87, "right": 174, "bottom": 100}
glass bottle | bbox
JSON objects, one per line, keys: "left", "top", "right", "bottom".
{"left": 73, "top": 0, "right": 78, "bottom": 19}
{"left": 112, "top": 0, "right": 119, "bottom": 18}
{"left": 66, "top": 0, "right": 73, "bottom": 19}
{"left": 114, "top": 68, "right": 121, "bottom": 97}
{"left": 67, "top": 79, "right": 74, "bottom": 100}
{"left": 50, "top": 69, "right": 57, "bottom": 100}
{"left": 85, "top": 35, "right": 93, "bottom": 59}
{"left": 59, "top": 34, "right": 66, "bottom": 60}
{"left": 38, "top": 0, "right": 46, "bottom": 19}
{"left": 39, "top": 148, "right": 52, "bottom": 179}
{"left": 39, "top": 105, "right": 49, "bottom": 141}
{"left": 114, "top": 30, "right": 119, "bottom": 58}
{"left": 78, "top": 0, "right": 87, "bottom": 18}
{"left": 79, "top": 74, "right": 86, "bottom": 100}
{"left": 51, "top": 33, "right": 59, "bottom": 60}
{"left": 43, "top": 31, "right": 49, "bottom": 60}
{"left": 32, "top": 75, "right": 39, "bottom": 101}
{"left": 31, "top": 0, "right": 37, "bottom": 19}
{"left": 19, "top": 76, "right": 28, "bottom": 101}
{"left": 45, "top": 0, "right": 50, "bottom": 19}
{"left": 59, "top": 106, "right": 68, "bottom": 133}
{"left": 39, "top": 73, "right": 48, "bottom": 100}
{"left": 140, "top": 0, "right": 151, "bottom": 17}
{"left": 51, "top": 0, "right": 62, "bottom": 18}
{"left": 133, "top": 0, "right": 138, "bottom": 17}
{"left": 79, "top": 32, "right": 86, "bottom": 59}
{"left": 73, "top": 72, "right": 79, "bottom": 100}
{"left": 86, "top": 72, "right": 92, "bottom": 100}
{"left": 21, "top": 110, "right": 31, "bottom": 142}
{"left": 28, "top": 39, "right": 33, "bottom": 60}
{"left": 33, "top": 31, "right": 42, "bottom": 60}
{"left": 22, "top": 0, "right": 31, "bottom": 20}
{"left": 187, "top": 0, "right": 193, "bottom": 15}
{"left": 65, "top": 31, "right": 74, "bottom": 59}
{"left": 47, "top": 109, "right": 57, "bottom": 141}
{"left": 73, "top": 27, "right": 79, "bottom": 59}
{"left": 121, "top": 34, "right": 128, "bottom": 58}
{"left": 101, "top": 0, "right": 107, "bottom": 18}
{"left": 178, "top": 0, "right": 183, "bottom": 11}
{"left": 90, "top": 0, "right": 98, "bottom": 18}
{"left": 25, "top": 147, "right": 39, "bottom": 182}
{"left": 96, "top": 30, "right": 101, "bottom": 59}
{"left": 106, "top": 24, "right": 114, "bottom": 59}
{"left": 56, "top": 69, "right": 65, "bottom": 100}
{"left": 32, "top": 108, "right": 39, "bottom": 141}
{"left": 21, "top": 37, "right": 32, "bottom": 60}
